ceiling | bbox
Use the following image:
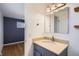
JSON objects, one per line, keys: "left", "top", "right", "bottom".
{"left": 0, "top": 3, "right": 24, "bottom": 19}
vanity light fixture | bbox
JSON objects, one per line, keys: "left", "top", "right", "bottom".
{"left": 46, "top": 3, "right": 66, "bottom": 12}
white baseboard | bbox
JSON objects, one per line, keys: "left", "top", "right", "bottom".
{"left": 4, "top": 41, "right": 24, "bottom": 46}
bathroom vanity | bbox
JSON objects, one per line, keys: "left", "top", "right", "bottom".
{"left": 33, "top": 37, "right": 68, "bottom": 56}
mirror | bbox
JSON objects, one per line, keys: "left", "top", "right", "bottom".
{"left": 54, "top": 7, "right": 69, "bottom": 34}
{"left": 44, "top": 7, "right": 69, "bottom": 34}
{"left": 44, "top": 14, "right": 51, "bottom": 33}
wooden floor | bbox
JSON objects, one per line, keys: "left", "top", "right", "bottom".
{"left": 2, "top": 43, "right": 24, "bottom": 56}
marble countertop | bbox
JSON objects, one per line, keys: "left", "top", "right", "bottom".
{"left": 33, "top": 38, "right": 68, "bottom": 55}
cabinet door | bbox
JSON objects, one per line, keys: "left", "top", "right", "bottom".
{"left": 34, "top": 50, "right": 41, "bottom": 56}
{"left": 59, "top": 48, "right": 68, "bottom": 56}
{"left": 42, "top": 47, "right": 56, "bottom": 56}
{"left": 34, "top": 44, "right": 56, "bottom": 56}
{"left": 34, "top": 44, "right": 42, "bottom": 56}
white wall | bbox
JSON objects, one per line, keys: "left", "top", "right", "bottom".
{"left": 0, "top": 10, "right": 3, "bottom": 55}
{"left": 25, "top": 4, "right": 46, "bottom": 56}
{"left": 51, "top": 4, "right": 79, "bottom": 56}
{"left": 0, "top": 3, "right": 24, "bottom": 19}
{"left": 25, "top": 3, "right": 79, "bottom": 56}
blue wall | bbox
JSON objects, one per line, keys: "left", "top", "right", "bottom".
{"left": 4, "top": 17, "right": 24, "bottom": 44}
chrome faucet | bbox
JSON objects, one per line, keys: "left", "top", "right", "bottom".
{"left": 51, "top": 36, "right": 54, "bottom": 41}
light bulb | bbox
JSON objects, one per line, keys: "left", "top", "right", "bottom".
{"left": 57, "top": 3, "right": 65, "bottom": 7}
{"left": 46, "top": 7, "right": 51, "bottom": 12}
{"left": 51, "top": 5, "right": 56, "bottom": 10}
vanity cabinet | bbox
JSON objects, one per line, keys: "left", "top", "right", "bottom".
{"left": 34, "top": 43, "right": 68, "bottom": 56}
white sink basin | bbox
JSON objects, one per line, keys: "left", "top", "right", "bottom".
{"left": 38, "top": 39, "right": 57, "bottom": 47}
